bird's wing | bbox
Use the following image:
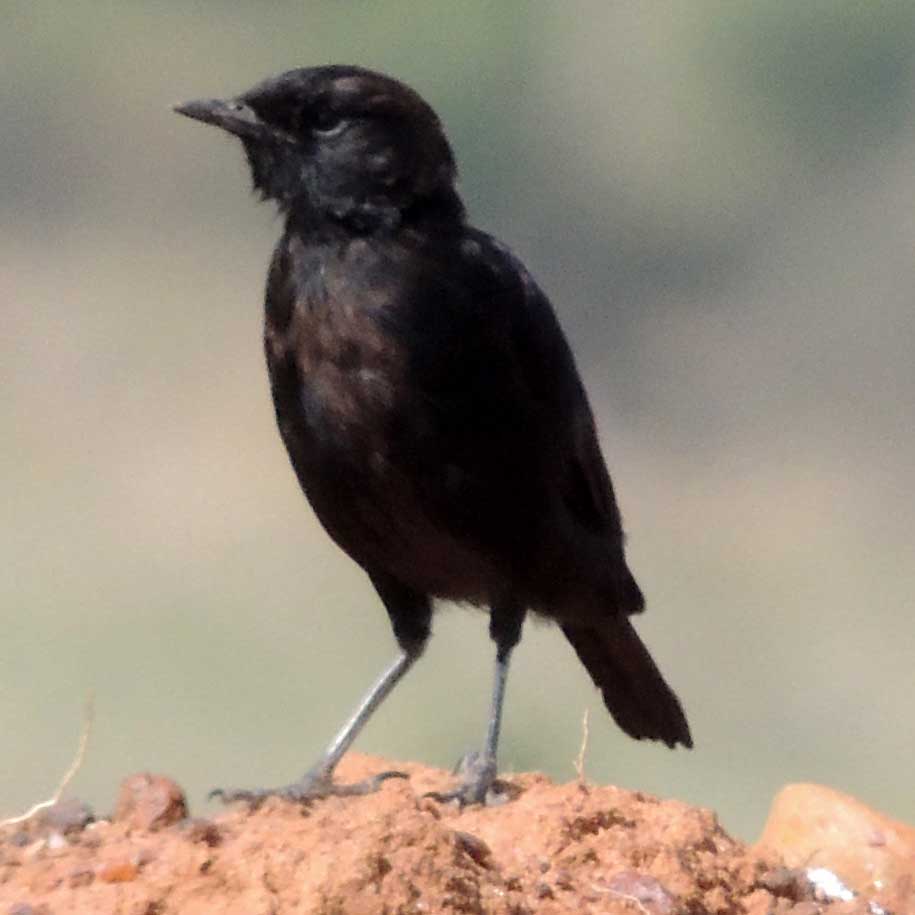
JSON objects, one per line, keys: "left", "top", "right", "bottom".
{"left": 462, "top": 230, "right": 623, "bottom": 540}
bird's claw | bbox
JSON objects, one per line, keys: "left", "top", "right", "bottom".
{"left": 424, "top": 751, "right": 511, "bottom": 807}
{"left": 210, "top": 769, "right": 409, "bottom": 808}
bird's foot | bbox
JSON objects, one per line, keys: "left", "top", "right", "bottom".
{"left": 425, "top": 751, "right": 513, "bottom": 807}
{"left": 210, "top": 768, "right": 408, "bottom": 808}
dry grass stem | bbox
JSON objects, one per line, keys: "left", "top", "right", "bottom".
{"left": 574, "top": 707, "right": 590, "bottom": 783}
{"left": 0, "top": 692, "right": 94, "bottom": 829}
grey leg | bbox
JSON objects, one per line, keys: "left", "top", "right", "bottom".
{"left": 306, "top": 648, "right": 419, "bottom": 780}
{"left": 213, "top": 573, "right": 431, "bottom": 806}
{"left": 429, "top": 601, "right": 526, "bottom": 806}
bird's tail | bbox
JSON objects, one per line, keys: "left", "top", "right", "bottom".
{"left": 561, "top": 616, "right": 692, "bottom": 749}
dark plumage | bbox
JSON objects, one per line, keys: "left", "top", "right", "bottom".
{"left": 175, "top": 65, "right": 691, "bottom": 806}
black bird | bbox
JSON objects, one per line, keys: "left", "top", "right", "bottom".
{"left": 175, "top": 65, "right": 691, "bottom": 806}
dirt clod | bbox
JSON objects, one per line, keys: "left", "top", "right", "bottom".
{"left": 180, "top": 817, "right": 222, "bottom": 848}
{"left": 0, "top": 755, "right": 909, "bottom": 914}
{"left": 113, "top": 774, "right": 186, "bottom": 832}
{"left": 453, "top": 829, "right": 493, "bottom": 867}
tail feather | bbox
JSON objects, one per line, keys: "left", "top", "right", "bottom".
{"left": 562, "top": 617, "right": 692, "bottom": 749}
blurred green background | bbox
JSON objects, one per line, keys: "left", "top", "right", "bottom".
{"left": 3, "top": 1, "right": 914, "bottom": 841}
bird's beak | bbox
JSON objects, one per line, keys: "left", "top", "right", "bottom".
{"left": 173, "top": 97, "right": 267, "bottom": 141}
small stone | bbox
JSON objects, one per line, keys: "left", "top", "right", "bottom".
{"left": 134, "top": 846, "right": 156, "bottom": 868}
{"left": 181, "top": 817, "right": 222, "bottom": 847}
{"left": 759, "top": 867, "right": 815, "bottom": 901}
{"left": 114, "top": 774, "right": 187, "bottom": 832}
{"left": 452, "top": 830, "right": 491, "bottom": 867}
{"left": 131, "top": 903, "right": 164, "bottom": 915}
{"left": 97, "top": 859, "right": 139, "bottom": 883}
{"left": 606, "top": 871, "right": 676, "bottom": 914}
{"left": 46, "top": 833, "right": 67, "bottom": 852}
{"left": 38, "top": 798, "right": 94, "bottom": 835}
{"left": 756, "top": 783, "right": 915, "bottom": 895}
{"left": 80, "top": 820, "right": 109, "bottom": 849}
{"left": 553, "top": 869, "right": 574, "bottom": 891}
{"left": 68, "top": 867, "right": 94, "bottom": 888}
{"left": 806, "top": 866, "right": 856, "bottom": 903}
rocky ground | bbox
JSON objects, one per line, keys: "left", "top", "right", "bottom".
{"left": 1, "top": 754, "right": 911, "bottom": 914}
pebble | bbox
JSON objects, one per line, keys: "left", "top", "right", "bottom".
{"left": 114, "top": 774, "right": 187, "bottom": 832}
{"left": 757, "top": 783, "right": 915, "bottom": 895}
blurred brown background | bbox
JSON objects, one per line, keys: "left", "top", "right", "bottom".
{"left": 3, "top": 2, "right": 914, "bottom": 840}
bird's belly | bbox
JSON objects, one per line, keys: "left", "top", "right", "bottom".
{"left": 274, "top": 364, "right": 501, "bottom": 602}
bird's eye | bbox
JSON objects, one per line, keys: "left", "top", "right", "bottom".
{"left": 312, "top": 111, "right": 346, "bottom": 137}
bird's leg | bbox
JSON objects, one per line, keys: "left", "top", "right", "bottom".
{"left": 213, "top": 575, "right": 431, "bottom": 806}
{"left": 429, "top": 602, "right": 526, "bottom": 806}
{"left": 212, "top": 649, "right": 420, "bottom": 805}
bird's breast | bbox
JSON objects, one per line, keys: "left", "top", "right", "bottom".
{"left": 264, "top": 293, "right": 501, "bottom": 599}
{"left": 266, "top": 293, "right": 407, "bottom": 467}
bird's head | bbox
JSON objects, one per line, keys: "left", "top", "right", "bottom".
{"left": 175, "top": 65, "right": 462, "bottom": 231}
